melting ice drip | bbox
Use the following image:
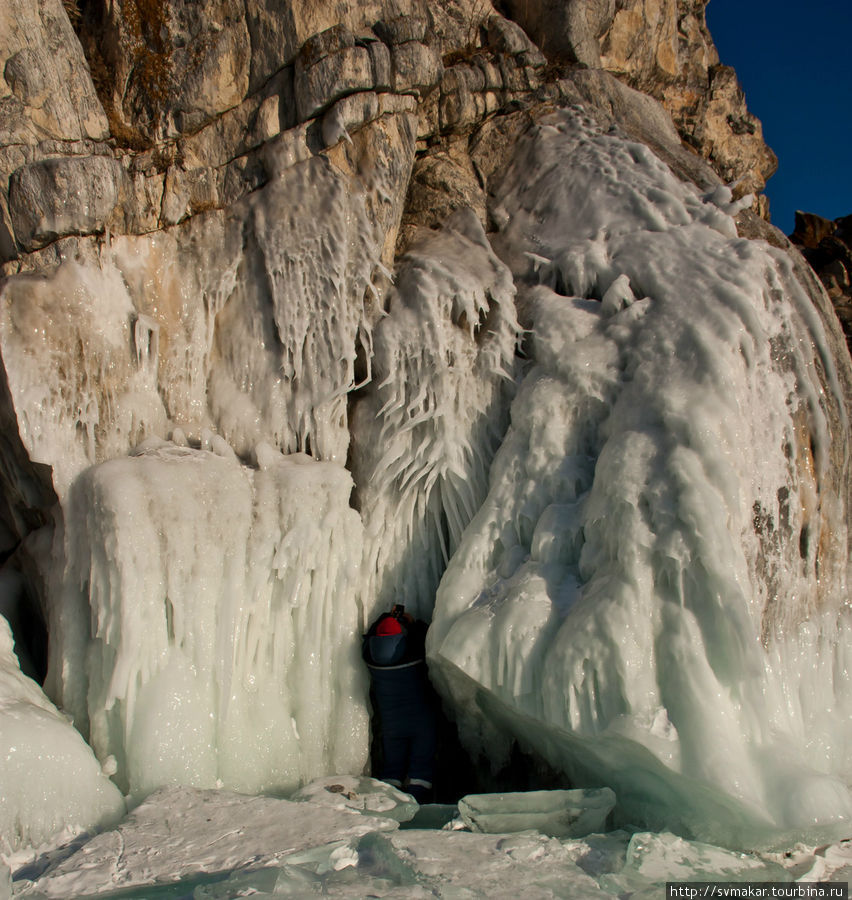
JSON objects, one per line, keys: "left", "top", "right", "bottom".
{"left": 427, "top": 108, "right": 852, "bottom": 848}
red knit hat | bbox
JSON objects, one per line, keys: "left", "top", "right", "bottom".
{"left": 376, "top": 616, "right": 404, "bottom": 636}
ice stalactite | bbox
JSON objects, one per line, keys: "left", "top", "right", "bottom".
{"left": 351, "top": 208, "right": 520, "bottom": 623}
{"left": 427, "top": 108, "right": 852, "bottom": 848}
{"left": 52, "top": 441, "right": 367, "bottom": 798}
{"left": 208, "top": 156, "right": 388, "bottom": 464}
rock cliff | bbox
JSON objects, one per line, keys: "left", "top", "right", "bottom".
{"left": 791, "top": 211, "right": 852, "bottom": 353}
{"left": 1, "top": 0, "right": 851, "bottom": 852}
{"left": 0, "top": 0, "right": 782, "bottom": 553}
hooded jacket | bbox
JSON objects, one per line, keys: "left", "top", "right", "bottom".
{"left": 363, "top": 614, "right": 432, "bottom": 721}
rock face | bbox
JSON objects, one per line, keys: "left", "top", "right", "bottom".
{"left": 791, "top": 211, "right": 852, "bottom": 353}
{"left": 0, "top": 0, "right": 850, "bottom": 854}
{"left": 500, "top": 0, "right": 777, "bottom": 209}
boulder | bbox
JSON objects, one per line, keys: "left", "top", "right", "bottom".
{"left": 244, "top": 0, "right": 385, "bottom": 90}
{"left": 74, "top": 0, "right": 250, "bottom": 144}
{"left": 499, "top": 0, "right": 615, "bottom": 65}
{"left": 391, "top": 40, "right": 443, "bottom": 95}
{"left": 8, "top": 156, "right": 127, "bottom": 250}
{"left": 295, "top": 37, "right": 374, "bottom": 121}
{"left": 790, "top": 211, "right": 852, "bottom": 354}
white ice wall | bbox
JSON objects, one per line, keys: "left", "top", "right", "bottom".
{"left": 52, "top": 442, "right": 367, "bottom": 798}
{"left": 427, "top": 108, "right": 852, "bottom": 849}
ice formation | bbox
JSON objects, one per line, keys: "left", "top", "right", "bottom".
{"left": 50, "top": 442, "right": 368, "bottom": 797}
{"left": 352, "top": 208, "right": 519, "bottom": 621}
{"left": 457, "top": 787, "right": 616, "bottom": 838}
{"left": 0, "top": 616, "right": 125, "bottom": 854}
{"left": 2, "top": 93, "right": 851, "bottom": 860}
{"left": 427, "top": 108, "right": 852, "bottom": 848}
{"left": 0, "top": 153, "right": 388, "bottom": 501}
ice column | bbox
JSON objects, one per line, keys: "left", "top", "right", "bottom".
{"left": 54, "top": 441, "right": 367, "bottom": 797}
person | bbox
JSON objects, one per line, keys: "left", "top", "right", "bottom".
{"left": 363, "top": 605, "right": 437, "bottom": 803}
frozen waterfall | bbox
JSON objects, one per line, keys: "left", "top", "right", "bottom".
{"left": 426, "top": 109, "right": 852, "bottom": 848}
{"left": 352, "top": 207, "right": 520, "bottom": 623}
{"left": 1, "top": 102, "right": 851, "bottom": 857}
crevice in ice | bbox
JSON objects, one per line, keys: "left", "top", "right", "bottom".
{"left": 0, "top": 569, "right": 48, "bottom": 684}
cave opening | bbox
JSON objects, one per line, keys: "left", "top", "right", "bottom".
{"left": 0, "top": 570, "right": 48, "bottom": 685}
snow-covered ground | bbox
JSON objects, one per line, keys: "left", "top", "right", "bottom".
{"left": 5, "top": 780, "right": 851, "bottom": 898}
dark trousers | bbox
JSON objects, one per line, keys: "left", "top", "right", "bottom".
{"left": 380, "top": 710, "right": 437, "bottom": 788}
{"left": 369, "top": 661, "right": 438, "bottom": 800}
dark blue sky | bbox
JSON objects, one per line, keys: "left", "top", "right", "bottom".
{"left": 705, "top": 0, "right": 852, "bottom": 235}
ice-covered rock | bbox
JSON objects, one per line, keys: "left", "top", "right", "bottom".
{"left": 0, "top": 0, "right": 847, "bottom": 864}
{"left": 0, "top": 617, "right": 125, "bottom": 855}
{"left": 427, "top": 107, "right": 852, "bottom": 848}
{"left": 458, "top": 787, "right": 616, "bottom": 838}
{"left": 0, "top": 136, "right": 412, "bottom": 545}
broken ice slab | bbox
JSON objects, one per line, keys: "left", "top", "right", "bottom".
{"left": 290, "top": 775, "right": 419, "bottom": 823}
{"left": 458, "top": 787, "right": 616, "bottom": 838}
{"left": 598, "top": 831, "right": 792, "bottom": 894}
{"left": 357, "top": 829, "right": 604, "bottom": 898}
{"left": 399, "top": 803, "right": 461, "bottom": 830}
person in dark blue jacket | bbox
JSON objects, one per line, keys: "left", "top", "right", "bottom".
{"left": 363, "top": 605, "right": 437, "bottom": 803}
